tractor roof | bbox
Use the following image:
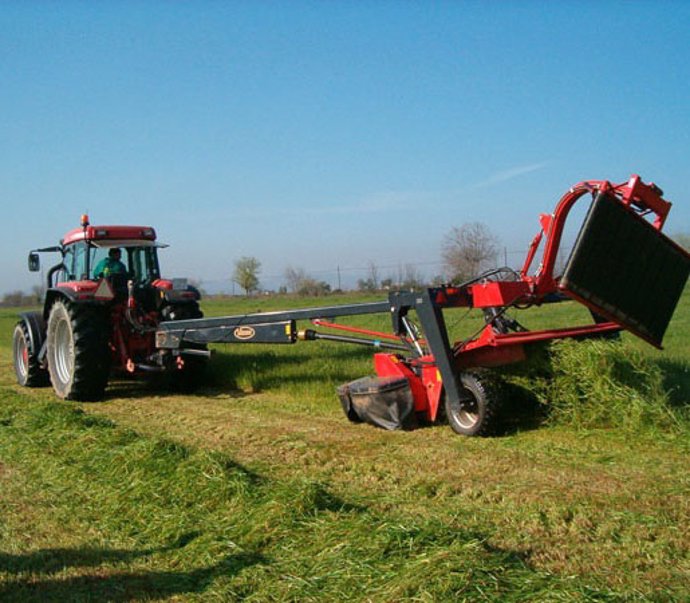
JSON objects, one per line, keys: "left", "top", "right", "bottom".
{"left": 62, "top": 224, "right": 157, "bottom": 246}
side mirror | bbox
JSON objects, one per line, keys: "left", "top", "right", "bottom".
{"left": 28, "top": 252, "right": 40, "bottom": 272}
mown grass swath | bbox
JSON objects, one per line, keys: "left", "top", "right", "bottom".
{"left": 0, "top": 398, "right": 610, "bottom": 601}
{"left": 1, "top": 288, "right": 689, "bottom": 600}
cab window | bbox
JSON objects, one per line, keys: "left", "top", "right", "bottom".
{"left": 127, "top": 247, "right": 160, "bottom": 283}
{"left": 90, "top": 247, "right": 129, "bottom": 279}
{"left": 88, "top": 246, "right": 160, "bottom": 283}
{"left": 57, "top": 242, "right": 89, "bottom": 282}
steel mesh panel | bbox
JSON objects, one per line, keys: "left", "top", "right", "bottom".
{"left": 560, "top": 192, "right": 690, "bottom": 347}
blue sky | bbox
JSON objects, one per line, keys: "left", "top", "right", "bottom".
{"left": 2, "top": 1, "right": 689, "bottom": 294}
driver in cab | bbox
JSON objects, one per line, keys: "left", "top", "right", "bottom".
{"left": 94, "top": 248, "right": 127, "bottom": 279}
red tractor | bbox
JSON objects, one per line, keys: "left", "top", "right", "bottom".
{"left": 12, "top": 215, "right": 207, "bottom": 400}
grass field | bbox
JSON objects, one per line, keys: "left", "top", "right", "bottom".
{"left": 1, "top": 290, "right": 689, "bottom": 601}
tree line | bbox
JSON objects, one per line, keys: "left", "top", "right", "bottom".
{"left": 0, "top": 286, "right": 44, "bottom": 307}
{"left": 231, "top": 228, "right": 690, "bottom": 297}
{"left": 232, "top": 221, "right": 500, "bottom": 296}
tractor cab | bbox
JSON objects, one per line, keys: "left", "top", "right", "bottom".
{"left": 58, "top": 216, "right": 161, "bottom": 285}
{"left": 62, "top": 240, "right": 163, "bottom": 285}
{"left": 29, "top": 215, "right": 175, "bottom": 311}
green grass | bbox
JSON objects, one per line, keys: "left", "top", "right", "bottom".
{"left": 1, "top": 290, "right": 689, "bottom": 601}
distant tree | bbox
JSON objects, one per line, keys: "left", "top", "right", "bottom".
{"left": 298, "top": 279, "right": 331, "bottom": 296}
{"left": 357, "top": 261, "right": 381, "bottom": 292}
{"left": 31, "top": 284, "right": 45, "bottom": 304}
{"left": 357, "top": 278, "right": 375, "bottom": 292}
{"left": 367, "top": 261, "right": 379, "bottom": 289}
{"left": 233, "top": 256, "right": 261, "bottom": 295}
{"left": 1, "top": 290, "right": 34, "bottom": 307}
{"left": 400, "top": 264, "right": 424, "bottom": 290}
{"left": 380, "top": 277, "right": 394, "bottom": 290}
{"left": 284, "top": 266, "right": 307, "bottom": 293}
{"left": 282, "top": 266, "right": 331, "bottom": 296}
{"left": 442, "top": 222, "right": 499, "bottom": 283}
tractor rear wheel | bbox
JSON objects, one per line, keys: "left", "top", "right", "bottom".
{"left": 12, "top": 321, "right": 49, "bottom": 387}
{"left": 445, "top": 371, "right": 500, "bottom": 436}
{"left": 46, "top": 300, "right": 111, "bottom": 401}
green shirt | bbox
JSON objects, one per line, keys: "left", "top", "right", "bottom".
{"left": 94, "top": 257, "right": 127, "bottom": 278}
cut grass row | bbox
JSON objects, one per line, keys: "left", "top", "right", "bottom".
{"left": 3, "top": 396, "right": 686, "bottom": 601}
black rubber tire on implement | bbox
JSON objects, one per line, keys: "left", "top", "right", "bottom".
{"left": 12, "top": 321, "right": 49, "bottom": 387}
{"left": 444, "top": 371, "right": 500, "bottom": 437}
{"left": 46, "top": 300, "right": 111, "bottom": 401}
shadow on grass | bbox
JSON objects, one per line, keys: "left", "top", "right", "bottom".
{"left": 0, "top": 550, "right": 266, "bottom": 602}
{"left": 495, "top": 382, "right": 547, "bottom": 436}
{"left": 286, "top": 479, "right": 368, "bottom": 516}
{"left": 100, "top": 346, "right": 373, "bottom": 401}
{"left": 656, "top": 358, "right": 690, "bottom": 410}
{"left": 0, "top": 532, "right": 201, "bottom": 576}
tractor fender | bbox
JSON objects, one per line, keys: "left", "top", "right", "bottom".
{"left": 43, "top": 288, "right": 78, "bottom": 319}
{"left": 18, "top": 311, "right": 47, "bottom": 361}
{"left": 42, "top": 288, "right": 107, "bottom": 319}
{"left": 160, "top": 287, "right": 201, "bottom": 304}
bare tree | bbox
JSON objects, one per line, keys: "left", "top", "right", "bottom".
{"left": 357, "top": 260, "right": 380, "bottom": 292}
{"left": 284, "top": 265, "right": 307, "bottom": 293}
{"left": 297, "top": 278, "right": 331, "bottom": 296}
{"left": 366, "top": 260, "right": 379, "bottom": 290}
{"left": 233, "top": 256, "right": 261, "bottom": 295}
{"left": 442, "top": 222, "right": 499, "bottom": 283}
{"left": 284, "top": 266, "right": 331, "bottom": 296}
{"left": 401, "top": 263, "right": 424, "bottom": 290}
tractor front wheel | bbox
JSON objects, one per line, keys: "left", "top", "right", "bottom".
{"left": 445, "top": 371, "right": 500, "bottom": 437}
{"left": 46, "top": 300, "right": 111, "bottom": 401}
{"left": 12, "top": 321, "right": 49, "bottom": 387}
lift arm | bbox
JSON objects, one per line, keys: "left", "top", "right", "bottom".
{"left": 155, "top": 300, "right": 391, "bottom": 348}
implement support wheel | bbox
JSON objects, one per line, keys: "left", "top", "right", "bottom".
{"left": 445, "top": 371, "right": 500, "bottom": 437}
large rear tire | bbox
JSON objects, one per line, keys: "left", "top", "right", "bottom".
{"left": 12, "top": 321, "right": 49, "bottom": 387}
{"left": 445, "top": 371, "right": 500, "bottom": 437}
{"left": 46, "top": 300, "right": 111, "bottom": 401}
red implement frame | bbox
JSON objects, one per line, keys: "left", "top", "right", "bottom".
{"left": 317, "top": 175, "right": 687, "bottom": 423}
{"left": 153, "top": 174, "right": 688, "bottom": 429}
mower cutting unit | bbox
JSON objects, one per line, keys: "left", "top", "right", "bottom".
{"left": 14, "top": 175, "right": 690, "bottom": 436}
